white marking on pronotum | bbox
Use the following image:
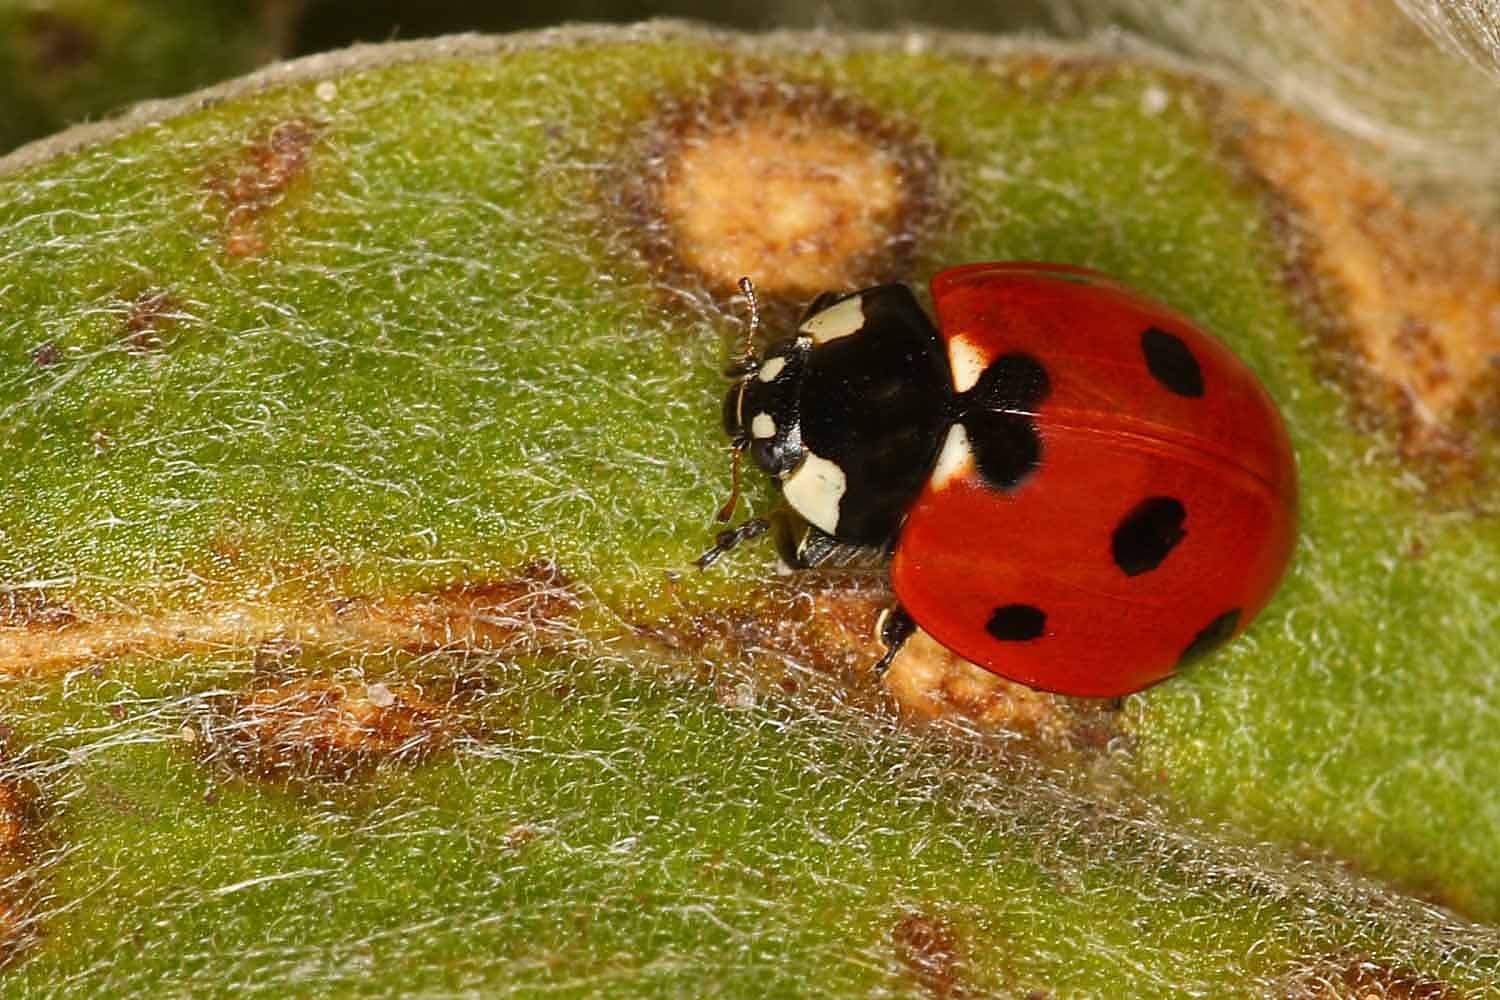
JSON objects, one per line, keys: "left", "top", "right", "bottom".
{"left": 798, "top": 295, "right": 865, "bottom": 344}
{"left": 757, "top": 356, "right": 787, "bottom": 382}
{"left": 782, "top": 451, "right": 847, "bottom": 535}
{"left": 948, "top": 333, "right": 987, "bottom": 394}
{"left": 750, "top": 412, "right": 777, "bottom": 439}
{"left": 929, "top": 423, "right": 973, "bottom": 490}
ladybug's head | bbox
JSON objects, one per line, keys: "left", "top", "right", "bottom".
{"left": 709, "top": 276, "right": 812, "bottom": 529}
{"left": 723, "top": 338, "right": 807, "bottom": 478}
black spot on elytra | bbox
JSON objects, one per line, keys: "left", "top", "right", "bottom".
{"left": 963, "top": 353, "right": 1050, "bottom": 413}
{"left": 959, "top": 353, "right": 1050, "bottom": 491}
{"left": 1111, "top": 497, "right": 1186, "bottom": 576}
{"left": 986, "top": 603, "right": 1046, "bottom": 641}
{"left": 965, "top": 411, "right": 1041, "bottom": 489}
{"left": 1178, "top": 609, "right": 1240, "bottom": 666}
{"left": 1141, "top": 327, "right": 1203, "bottom": 397}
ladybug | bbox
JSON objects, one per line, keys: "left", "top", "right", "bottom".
{"left": 699, "top": 262, "right": 1297, "bottom": 698}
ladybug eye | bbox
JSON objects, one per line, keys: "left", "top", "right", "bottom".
{"left": 749, "top": 437, "right": 778, "bottom": 471}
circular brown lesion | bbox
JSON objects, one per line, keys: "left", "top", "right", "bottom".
{"left": 613, "top": 75, "right": 940, "bottom": 315}
{"left": 661, "top": 111, "right": 905, "bottom": 295}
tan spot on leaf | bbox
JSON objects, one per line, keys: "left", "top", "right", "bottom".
{"left": 0, "top": 562, "right": 579, "bottom": 678}
{"left": 203, "top": 117, "right": 323, "bottom": 257}
{"left": 643, "top": 574, "right": 1112, "bottom": 745}
{"left": 662, "top": 112, "right": 904, "bottom": 295}
{"left": 881, "top": 627, "right": 1084, "bottom": 740}
{"left": 1231, "top": 99, "right": 1500, "bottom": 470}
{"left": 614, "top": 76, "right": 938, "bottom": 314}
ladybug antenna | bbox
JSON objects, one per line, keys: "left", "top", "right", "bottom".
{"left": 737, "top": 275, "right": 761, "bottom": 354}
{"left": 724, "top": 276, "right": 761, "bottom": 378}
{"left": 715, "top": 277, "right": 761, "bottom": 521}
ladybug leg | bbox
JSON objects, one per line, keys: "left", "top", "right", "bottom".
{"left": 771, "top": 513, "right": 807, "bottom": 568}
{"left": 774, "top": 516, "right": 886, "bottom": 571}
{"left": 775, "top": 519, "right": 840, "bottom": 570}
{"left": 873, "top": 602, "right": 916, "bottom": 675}
{"left": 694, "top": 516, "right": 772, "bottom": 570}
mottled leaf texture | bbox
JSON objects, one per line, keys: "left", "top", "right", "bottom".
{"left": 0, "top": 25, "right": 1498, "bottom": 999}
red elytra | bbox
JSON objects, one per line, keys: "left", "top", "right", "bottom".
{"left": 889, "top": 262, "right": 1297, "bottom": 697}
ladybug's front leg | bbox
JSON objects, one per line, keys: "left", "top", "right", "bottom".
{"left": 697, "top": 507, "right": 819, "bottom": 570}
{"left": 873, "top": 603, "right": 915, "bottom": 675}
{"left": 773, "top": 517, "right": 839, "bottom": 570}
{"left": 694, "top": 516, "right": 772, "bottom": 569}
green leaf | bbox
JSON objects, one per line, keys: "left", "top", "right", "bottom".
{"left": 0, "top": 25, "right": 1496, "bottom": 997}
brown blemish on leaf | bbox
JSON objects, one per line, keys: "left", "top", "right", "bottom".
{"left": 361, "top": 564, "right": 582, "bottom": 652}
{"left": 502, "top": 825, "right": 539, "bottom": 850}
{"left": 1282, "top": 959, "right": 1460, "bottom": 1000}
{"left": 119, "top": 289, "right": 180, "bottom": 354}
{"left": 0, "top": 562, "right": 579, "bottom": 678}
{"left": 0, "top": 896, "right": 35, "bottom": 971}
{"left": 1226, "top": 98, "right": 1500, "bottom": 471}
{"left": 197, "top": 675, "right": 469, "bottom": 782}
{"left": 29, "top": 342, "right": 60, "bottom": 367}
{"left": 643, "top": 574, "right": 1111, "bottom": 742}
{"left": 638, "top": 574, "right": 887, "bottom": 680}
{"left": 892, "top": 910, "right": 968, "bottom": 999}
{"left": 0, "top": 779, "right": 38, "bottom": 857}
{"left": 0, "top": 768, "right": 45, "bottom": 968}
{"left": 615, "top": 76, "right": 939, "bottom": 314}
{"left": 661, "top": 116, "right": 902, "bottom": 293}
{"left": 203, "top": 117, "right": 323, "bottom": 257}
{"left": 24, "top": 11, "right": 96, "bottom": 73}
{"left": 0, "top": 592, "right": 75, "bottom": 631}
